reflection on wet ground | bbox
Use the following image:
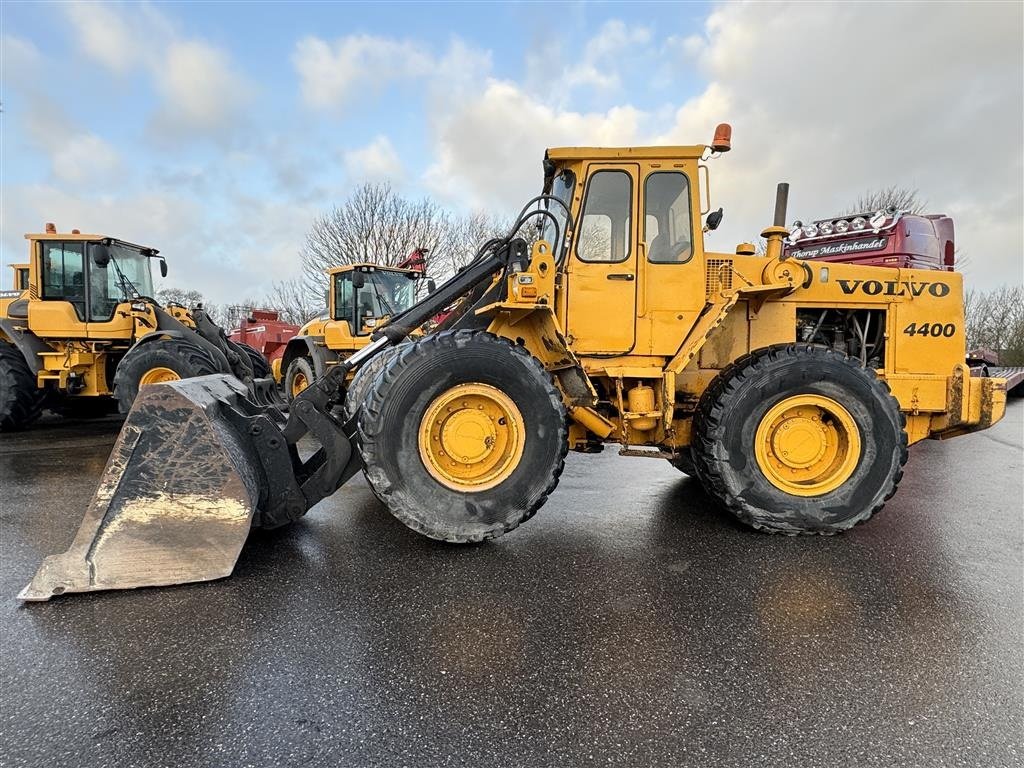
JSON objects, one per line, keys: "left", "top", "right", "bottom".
{"left": 1, "top": 405, "right": 1021, "bottom": 767}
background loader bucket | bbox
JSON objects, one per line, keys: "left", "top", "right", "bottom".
{"left": 20, "top": 375, "right": 264, "bottom": 601}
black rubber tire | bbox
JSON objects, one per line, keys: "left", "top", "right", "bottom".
{"left": 692, "top": 343, "right": 908, "bottom": 535}
{"left": 113, "top": 337, "right": 222, "bottom": 414}
{"left": 359, "top": 329, "right": 567, "bottom": 542}
{"left": 343, "top": 343, "right": 410, "bottom": 422}
{"left": 236, "top": 342, "right": 272, "bottom": 379}
{"left": 668, "top": 447, "right": 696, "bottom": 476}
{"left": 284, "top": 356, "right": 315, "bottom": 402}
{"left": 0, "top": 341, "right": 44, "bottom": 431}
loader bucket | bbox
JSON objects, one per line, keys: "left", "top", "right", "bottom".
{"left": 19, "top": 375, "right": 266, "bottom": 601}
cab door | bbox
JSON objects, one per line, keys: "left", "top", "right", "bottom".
{"left": 28, "top": 240, "right": 90, "bottom": 339}
{"left": 565, "top": 165, "right": 638, "bottom": 355}
{"left": 637, "top": 162, "right": 707, "bottom": 355}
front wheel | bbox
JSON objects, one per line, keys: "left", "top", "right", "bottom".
{"left": 692, "top": 344, "right": 907, "bottom": 535}
{"left": 284, "top": 356, "right": 315, "bottom": 401}
{"left": 236, "top": 342, "right": 272, "bottom": 379}
{"left": 113, "top": 337, "right": 221, "bottom": 413}
{"left": 358, "top": 330, "right": 567, "bottom": 542}
{"left": 0, "top": 341, "right": 44, "bottom": 431}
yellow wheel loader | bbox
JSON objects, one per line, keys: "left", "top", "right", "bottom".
{"left": 21, "top": 127, "right": 1008, "bottom": 600}
{"left": 0, "top": 226, "right": 278, "bottom": 431}
{"left": 281, "top": 263, "right": 427, "bottom": 400}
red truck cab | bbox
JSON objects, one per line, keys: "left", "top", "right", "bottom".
{"left": 785, "top": 209, "right": 955, "bottom": 271}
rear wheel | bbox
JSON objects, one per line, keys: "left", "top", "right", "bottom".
{"left": 359, "top": 330, "right": 567, "bottom": 542}
{"left": 0, "top": 341, "right": 44, "bottom": 431}
{"left": 113, "top": 337, "right": 221, "bottom": 413}
{"left": 236, "top": 342, "right": 272, "bottom": 379}
{"left": 692, "top": 344, "right": 907, "bottom": 535}
{"left": 285, "top": 356, "right": 315, "bottom": 401}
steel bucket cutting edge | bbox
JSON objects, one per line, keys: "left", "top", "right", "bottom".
{"left": 19, "top": 375, "right": 264, "bottom": 601}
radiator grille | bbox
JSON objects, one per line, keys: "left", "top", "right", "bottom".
{"left": 706, "top": 259, "right": 733, "bottom": 297}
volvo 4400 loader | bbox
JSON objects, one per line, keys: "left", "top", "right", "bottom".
{"left": 20, "top": 125, "right": 1007, "bottom": 600}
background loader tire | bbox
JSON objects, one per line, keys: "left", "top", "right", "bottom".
{"left": 0, "top": 341, "right": 44, "bottom": 431}
{"left": 359, "top": 330, "right": 567, "bottom": 542}
{"left": 236, "top": 342, "right": 272, "bottom": 379}
{"left": 692, "top": 343, "right": 907, "bottom": 535}
{"left": 343, "top": 342, "right": 410, "bottom": 422}
{"left": 285, "top": 356, "right": 315, "bottom": 401}
{"left": 113, "top": 337, "right": 221, "bottom": 414}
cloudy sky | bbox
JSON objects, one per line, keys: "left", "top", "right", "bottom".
{"left": 2, "top": 1, "right": 1021, "bottom": 303}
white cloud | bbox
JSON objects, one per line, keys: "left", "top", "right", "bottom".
{"left": 2, "top": 34, "right": 42, "bottom": 84}
{"left": 62, "top": 3, "right": 252, "bottom": 143}
{"left": 424, "top": 80, "right": 644, "bottom": 210}
{"left": 424, "top": 2, "right": 1022, "bottom": 290}
{"left": 293, "top": 34, "right": 432, "bottom": 109}
{"left": 22, "top": 96, "right": 121, "bottom": 185}
{"left": 50, "top": 135, "right": 122, "bottom": 184}
{"left": 564, "top": 20, "right": 651, "bottom": 90}
{"left": 655, "top": 1, "right": 1023, "bottom": 289}
{"left": 63, "top": 2, "right": 142, "bottom": 73}
{"left": 344, "top": 136, "right": 405, "bottom": 183}
{"left": 150, "top": 40, "right": 254, "bottom": 141}
{"left": 1, "top": 182, "right": 318, "bottom": 305}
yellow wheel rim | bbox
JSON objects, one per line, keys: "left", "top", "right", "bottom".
{"left": 291, "top": 371, "right": 309, "bottom": 398}
{"left": 139, "top": 367, "right": 181, "bottom": 386}
{"left": 417, "top": 383, "right": 526, "bottom": 492}
{"left": 754, "top": 394, "right": 862, "bottom": 497}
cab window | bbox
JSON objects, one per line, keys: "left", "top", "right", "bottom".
{"left": 41, "top": 242, "right": 86, "bottom": 318}
{"left": 644, "top": 172, "right": 693, "bottom": 263}
{"left": 333, "top": 273, "right": 355, "bottom": 332}
{"left": 576, "top": 170, "right": 632, "bottom": 263}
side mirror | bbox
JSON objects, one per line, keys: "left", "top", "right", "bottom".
{"left": 706, "top": 207, "right": 724, "bottom": 231}
{"left": 159, "top": 258, "right": 168, "bottom": 278}
{"left": 426, "top": 279, "right": 437, "bottom": 294}
{"left": 351, "top": 272, "right": 366, "bottom": 289}
{"left": 91, "top": 244, "right": 111, "bottom": 268}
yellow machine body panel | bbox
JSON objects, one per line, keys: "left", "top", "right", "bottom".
{"left": 479, "top": 148, "right": 1004, "bottom": 453}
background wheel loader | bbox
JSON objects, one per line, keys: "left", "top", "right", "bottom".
{"left": 20, "top": 126, "right": 1009, "bottom": 600}
{"left": 280, "top": 261, "right": 430, "bottom": 400}
{"left": 0, "top": 225, "right": 277, "bottom": 431}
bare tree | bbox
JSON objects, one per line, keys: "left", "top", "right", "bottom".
{"left": 156, "top": 287, "right": 205, "bottom": 308}
{"left": 964, "top": 285, "right": 1024, "bottom": 365}
{"left": 846, "top": 186, "right": 927, "bottom": 215}
{"left": 289, "top": 182, "right": 513, "bottom": 318}
{"left": 261, "top": 278, "right": 324, "bottom": 327}
{"left": 299, "top": 183, "right": 453, "bottom": 296}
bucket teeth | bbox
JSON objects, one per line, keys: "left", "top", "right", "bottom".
{"left": 20, "top": 375, "right": 262, "bottom": 601}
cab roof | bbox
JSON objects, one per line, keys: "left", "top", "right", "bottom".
{"left": 545, "top": 145, "right": 707, "bottom": 162}
{"left": 325, "top": 263, "right": 421, "bottom": 276}
{"left": 24, "top": 232, "right": 159, "bottom": 255}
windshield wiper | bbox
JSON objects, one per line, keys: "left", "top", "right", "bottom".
{"left": 370, "top": 279, "right": 395, "bottom": 316}
{"left": 109, "top": 256, "right": 139, "bottom": 301}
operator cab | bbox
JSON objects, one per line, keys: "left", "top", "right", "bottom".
{"left": 330, "top": 265, "right": 422, "bottom": 336}
{"left": 25, "top": 225, "right": 167, "bottom": 327}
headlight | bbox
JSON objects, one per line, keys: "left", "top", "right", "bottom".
{"left": 851, "top": 217, "right": 867, "bottom": 230}
{"left": 869, "top": 210, "right": 887, "bottom": 229}
{"left": 789, "top": 224, "right": 803, "bottom": 241}
{"left": 818, "top": 221, "right": 834, "bottom": 235}
{"left": 803, "top": 223, "right": 819, "bottom": 237}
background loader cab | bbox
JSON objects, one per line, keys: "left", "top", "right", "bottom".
{"left": 281, "top": 263, "right": 424, "bottom": 399}
{"left": 0, "top": 225, "right": 271, "bottom": 430}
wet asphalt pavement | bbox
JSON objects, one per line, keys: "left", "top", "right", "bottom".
{"left": 1, "top": 405, "right": 1022, "bottom": 768}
